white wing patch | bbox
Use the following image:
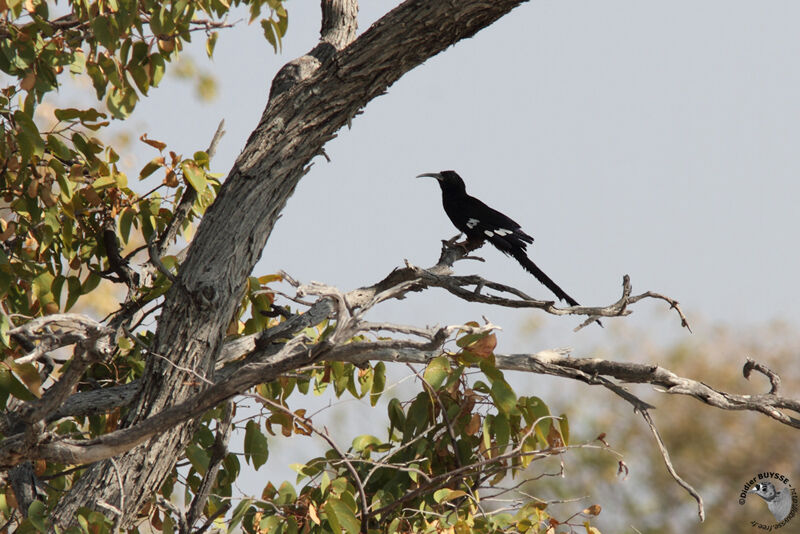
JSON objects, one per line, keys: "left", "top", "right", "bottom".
{"left": 484, "top": 230, "right": 494, "bottom": 237}
{"left": 494, "top": 228, "right": 513, "bottom": 237}
{"left": 466, "top": 218, "right": 479, "bottom": 229}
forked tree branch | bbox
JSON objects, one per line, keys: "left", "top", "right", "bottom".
{"left": 3, "top": 243, "right": 797, "bottom": 476}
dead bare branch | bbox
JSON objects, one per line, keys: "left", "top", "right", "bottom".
{"left": 743, "top": 357, "right": 781, "bottom": 395}
{"left": 640, "top": 409, "right": 704, "bottom": 521}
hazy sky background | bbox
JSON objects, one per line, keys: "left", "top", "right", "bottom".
{"left": 125, "top": 0, "right": 800, "bottom": 340}
{"left": 88, "top": 0, "right": 800, "bottom": 529}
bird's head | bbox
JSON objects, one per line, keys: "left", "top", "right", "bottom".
{"left": 749, "top": 482, "right": 777, "bottom": 500}
{"left": 416, "top": 170, "right": 466, "bottom": 192}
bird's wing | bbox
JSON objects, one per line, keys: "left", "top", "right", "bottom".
{"left": 461, "top": 196, "right": 534, "bottom": 250}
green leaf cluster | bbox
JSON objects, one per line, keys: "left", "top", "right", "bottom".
{"left": 206, "top": 329, "right": 600, "bottom": 534}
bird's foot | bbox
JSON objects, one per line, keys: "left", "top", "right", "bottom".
{"left": 451, "top": 237, "right": 484, "bottom": 254}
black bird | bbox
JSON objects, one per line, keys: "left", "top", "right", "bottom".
{"left": 417, "top": 170, "right": 581, "bottom": 307}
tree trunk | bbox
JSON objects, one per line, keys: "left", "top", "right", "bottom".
{"left": 50, "top": 0, "right": 529, "bottom": 528}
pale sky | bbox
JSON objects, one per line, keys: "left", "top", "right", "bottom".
{"left": 90, "top": 0, "right": 800, "bottom": 529}
{"left": 124, "top": 1, "right": 800, "bottom": 343}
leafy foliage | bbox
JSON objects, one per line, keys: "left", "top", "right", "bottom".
{"left": 170, "top": 327, "right": 602, "bottom": 534}
{"left": 0, "top": 1, "right": 605, "bottom": 533}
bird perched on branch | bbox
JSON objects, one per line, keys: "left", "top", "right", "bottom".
{"left": 748, "top": 482, "right": 793, "bottom": 522}
{"left": 417, "top": 170, "right": 582, "bottom": 307}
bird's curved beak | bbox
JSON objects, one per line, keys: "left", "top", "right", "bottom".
{"left": 416, "top": 172, "right": 442, "bottom": 181}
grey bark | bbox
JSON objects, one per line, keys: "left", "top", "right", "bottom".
{"left": 8, "top": 463, "right": 42, "bottom": 518}
{"left": 48, "top": 0, "right": 529, "bottom": 529}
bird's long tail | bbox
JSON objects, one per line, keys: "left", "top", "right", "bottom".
{"left": 509, "top": 248, "right": 580, "bottom": 307}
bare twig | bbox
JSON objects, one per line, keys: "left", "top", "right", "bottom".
{"left": 640, "top": 409, "right": 704, "bottom": 521}
{"left": 147, "top": 233, "right": 177, "bottom": 283}
{"left": 107, "top": 457, "right": 126, "bottom": 530}
{"left": 193, "top": 503, "right": 231, "bottom": 534}
{"left": 254, "top": 395, "right": 370, "bottom": 531}
{"left": 157, "top": 495, "right": 188, "bottom": 534}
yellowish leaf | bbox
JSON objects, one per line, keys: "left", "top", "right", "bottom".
{"left": 308, "top": 504, "right": 320, "bottom": 525}
{"left": 465, "top": 413, "right": 481, "bottom": 436}
{"left": 140, "top": 133, "right": 167, "bottom": 151}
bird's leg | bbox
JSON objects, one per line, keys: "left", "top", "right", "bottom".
{"left": 461, "top": 236, "right": 485, "bottom": 253}
{"left": 441, "top": 235, "right": 484, "bottom": 254}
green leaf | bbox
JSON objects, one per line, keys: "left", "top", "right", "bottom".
{"left": 387, "top": 398, "right": 405, "bottom": 433}
{"left": 13, "top": 361, "right": 42, "bottom": 397}
{"left": 244, "top": 420, "right": 269, "bottom": 469}
{"left": 46, "top": 134, "right": 72, "bottom": 159}
{"left": 120, "top": 38, "right": 132, "bottom": 65}
{"left": 28, "top": 500, "right": 47, "bottom": 532}
{"left": 149, "top": 53, "right": 165, "bottom": 87}
{"left": 185, "top": 443, "right": 210, "bottom": 475}
{"left": 106, "top": 85, "right": 138, "bottom": 119}
{"left": 181, "top": 160, "right": 206, "bottom": 192}
{"left": 490, "top": 379, "right": 517, "bottom": 416}
{"left": 357, "top": 366, "right": 373, "bottom": 399}
{"left": 423, "top": 355, "right": 450, "bottom": 390}
{"left": 51, "top": 275, "right": 66, "bottom": 309}
{"left": 261, "top": 19, "right": 278, "bottom": 52}
{"left": 54, "top": 107, "right": 105, "bottom": 122}
{"left": 277, "top": 481, "right": 297, "bottom": 504}
{"left": 65, "top": 276, "right": 81, "bottom": 311}
{"left": 276, "top": 9, "right": 288, "bottom": 37}
{"left": 119, "top": 207, "right": 136, "bottom": 244}
{"left": 69, "top": 49, "right": 86, "bottom": 74}
{"left": 351, "top": 434, "right": 381, "bottom": 452}
{"left": 404, "top": 392, "right": 431, "bottom": 438}
{"left": 86, "top": 62, "right": 107, "bottom": 98}
{"left": 206, "top": 31, "right": 218, "bottom": 58}
{"left": 482, "top": 415, "right": 493, "bottom": 457}
{"left": 114, "top": 172, "right": 127, "bottom": 188}
{"left": 162, "top": 513, "right": 175, "bottom": 534}
{"left": 523, "top": 396, "right": 552, "bottom": 446}
{"left": 193, "top": 150, "right": 210, "bottom": 169}
{"left": 129, "top": 64, "right": 150, "bottom": 95}
{"left": 13, "top": 110, "right": 45, "bottom": 160}
{"left": 325, "top": 498, "right": 360, "bottom": 534}
{"left": 139, "top": 158, "right": 163, "bottom": 180}
{"left": 370, "top": 361, "right": 385, "bottom": 406}
{"left": 228, "top": 498, "right": 253, "bottom": 531}
{"left": 493, "top": 413, "right": 510, "bottom": 453}
{"left": 32, "top": 271, "right": 54, "bottom": 302}
{"left": 92, "top": 174, "right": 117, "bottom": 190}
{"left": 0, "top": 312, "right": 10, "bottom": 348}
{"left": 0, "top": 366, "right": 35, "bottom": 401}
{"left": 433, "top": 489, "right": 467, "bottom": 504}
{"left": 91, "top": 16, "right": 114, "bottom": 48}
